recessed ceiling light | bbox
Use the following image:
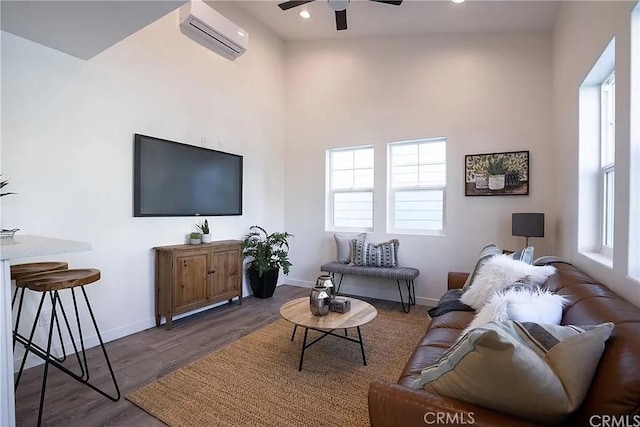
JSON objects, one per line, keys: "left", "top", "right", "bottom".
{"left": 300, "top": 10, "right": 311, "bottom": 19}
{"left": 452, "top": 0, "right": 465, "bottom": 3}
{"left": 237, "top": 31, "right": 245, "bottom": 37}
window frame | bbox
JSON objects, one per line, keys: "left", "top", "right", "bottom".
{"left": 387, "top": 137, "right": 447, "bottom": 236}
{"left": 325, "top": 145, "right": 374, "bottom": 232}
{"left": 600, "top": 71, "right": 616, "bottom": 256}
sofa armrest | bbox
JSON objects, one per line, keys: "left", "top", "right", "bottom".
{"left": 368, "top": 381, "right": 539, "bottom": 427}
{"left": 447, "top": 272, "right": 469, "bottom": 290}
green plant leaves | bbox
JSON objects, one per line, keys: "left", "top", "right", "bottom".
{"left": 242, "top": 225, "right": 294, "bottom": 277}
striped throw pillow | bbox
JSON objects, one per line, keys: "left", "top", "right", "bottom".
{"left": 509, "top": 246, "right": 534, "bottom": 264}
{"left": 413, "top": 321, "right": 614, "bottom": 424}
{"left": 353, "top": 239, "right": 400, "bottom": 268}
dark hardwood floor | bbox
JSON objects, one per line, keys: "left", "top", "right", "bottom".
{"left": 14, "top": 285, "right": 429, "bottom": 426}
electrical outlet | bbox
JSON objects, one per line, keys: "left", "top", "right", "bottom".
{"left": 38, "top": 311, "right": 51, "bottom": 328}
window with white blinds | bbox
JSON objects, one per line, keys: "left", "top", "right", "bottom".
{"left": 388, "top": 138, "right": 446, "bottom": 234}
{"left": 326, "top": 146, "right": 374, "bottom": 230}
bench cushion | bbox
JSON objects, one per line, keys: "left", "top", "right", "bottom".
{"left": 321, "top": 262, "right": 419, "bottom": 281}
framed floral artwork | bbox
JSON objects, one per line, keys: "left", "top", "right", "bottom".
{"left": 465, "top": 151, "right": 529, "bottom": 196}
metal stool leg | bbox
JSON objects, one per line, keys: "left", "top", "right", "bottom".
{"left": 77, "top": 286, "right": 121, "bottom": 400}
{"left": 36, "top": 292, "right": 58, "bottom": 427}
{"left": 15, "top": 292, "right": 47, "bottom": 389}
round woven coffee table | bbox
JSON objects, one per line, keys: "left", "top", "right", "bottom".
{"left": 280, "top": 296, "right": 377, "bottom": 371}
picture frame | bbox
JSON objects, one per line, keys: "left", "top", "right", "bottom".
{"left": 464, "top": 150, "right": 529, "bottom": 196}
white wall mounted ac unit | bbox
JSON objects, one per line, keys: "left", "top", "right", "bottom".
{"left": 179, "top": 0, "right": 248, "bottom": 59}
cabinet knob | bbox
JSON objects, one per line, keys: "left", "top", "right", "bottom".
{"left": 208, "top": 269, "right": 216, "bottom": 275}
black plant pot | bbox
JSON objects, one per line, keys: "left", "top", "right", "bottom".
{"left": 248, "top": 268, "right": 279, "bottom": 299}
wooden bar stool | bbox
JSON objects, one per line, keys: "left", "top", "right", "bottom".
{"left": 11, "top": 262, "right": 70, "bottom": 358}
{"left": 14, "top": 268, "right": 121, "bottom": 426}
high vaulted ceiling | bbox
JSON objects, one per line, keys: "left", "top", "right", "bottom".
{"left": 236, "top": 0, "right": 562, "bottom": 41}
{"left": 0, "top": 0, "right": 561, "bottom": 61}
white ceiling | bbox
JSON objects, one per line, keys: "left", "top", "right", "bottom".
{"left": 236, "top": 0, "right": 562, "bottom": 41}
{"left": 1, "top": 1, "right": 187, "bottom": 60}
{"left": 0, "top": 0, "right": 561, "bottom": 61}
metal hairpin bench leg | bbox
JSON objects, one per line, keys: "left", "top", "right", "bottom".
{"left": 396, "top": 280, "right": 416, "bottom": 313}
{"left": 408, "top": 280, "right": 416, "bottom": 306}
{"left": 331, "top": 272, "right": 344, "bottom": 295}
{"left": 396, "top": 280, "right": 410, "bottom": 313}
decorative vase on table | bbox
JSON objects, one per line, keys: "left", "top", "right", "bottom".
{"left": 310, "top": 286, "right": 330, "bottom": 316}
{"left": 316, "top": 274, "right": 335, "bottom": 299}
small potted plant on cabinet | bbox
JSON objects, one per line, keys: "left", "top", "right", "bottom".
{"left": 242, "top": 225, "right": 294, "bottom": 299}
{"left": 196, "top": 219, "right": 212, "bottom": 243}
{"left": 189, "top": 232, "right": 202, "bottom": 245}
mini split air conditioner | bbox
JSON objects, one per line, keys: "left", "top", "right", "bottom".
{"left": 179, "top": 0, "right": 248, "bottom": 59}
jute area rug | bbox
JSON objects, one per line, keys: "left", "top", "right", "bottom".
{"left": 127, "top": 311, "right": 427, "bottom": 427}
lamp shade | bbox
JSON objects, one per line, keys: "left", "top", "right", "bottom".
{"left": 512, "top": 213, "right": 545, "bottom": 238}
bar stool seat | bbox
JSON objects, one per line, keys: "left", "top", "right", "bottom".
{"left": 11, "top": 261, "right": 69, "bottom": 281}
{"left": 15, "top": 268, "right": 120, "bottom": 426}
{"left": 18, "top": 268, "right": 100, "bottom": 291}
{"left": 11, "top": 262, "right": 70, "bottom": 360}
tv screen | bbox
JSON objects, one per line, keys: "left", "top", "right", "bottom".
{"left": 134, "top": 134, "right": 243, "bottom": 217}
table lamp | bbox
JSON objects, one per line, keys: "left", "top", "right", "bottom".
{"left": 512, "top": 213, "right": 545, "bottom": 247}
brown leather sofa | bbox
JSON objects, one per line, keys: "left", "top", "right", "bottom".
{"left": 368, "top": 262, "right": 640, "bottom": 426}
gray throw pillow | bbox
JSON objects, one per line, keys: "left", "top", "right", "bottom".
{"left": 462, "top": 243, "right": 502, "bottom": 291}
{"left": 335, "top": 233, "right": 366, "bottom": 264}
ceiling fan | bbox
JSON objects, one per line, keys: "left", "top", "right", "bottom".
{"left": 278, "top": 0, "right": 403, "bottom": 31}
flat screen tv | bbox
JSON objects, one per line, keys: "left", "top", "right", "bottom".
{"left": 134, "top": 134, "right": 243, "bottom": 217}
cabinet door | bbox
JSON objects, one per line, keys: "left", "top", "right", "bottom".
{"left": 173, "top": 250, "right": 209, "bottom": 314}
{"left": 210, "top": 247, "right": 242, "bottom": 299}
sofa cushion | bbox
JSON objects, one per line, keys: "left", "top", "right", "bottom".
{"left": 460, "top": 254, "right": 556, "bottom": 310}
{"left": 413, "top": 321, "right": 615, "bottom": 424}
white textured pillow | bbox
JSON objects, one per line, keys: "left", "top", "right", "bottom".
{"left": 461, "top": 288, "right": 567, "bottom": 337}
{"left": 460, "top": 254, "right": 556, "bottom": 310}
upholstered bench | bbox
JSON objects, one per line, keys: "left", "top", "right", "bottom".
{"left": 320, "top": 262, "right": 419, "bottom": 313}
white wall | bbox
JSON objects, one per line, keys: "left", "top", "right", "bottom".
{"left": 552, "top": 1, "right": 640, "bottom": 307}
{"left": 283, "top": 33, "right": 556, "bottom": 304}
{"left": 1, "top": 1, "right": 286, "bottom": 366}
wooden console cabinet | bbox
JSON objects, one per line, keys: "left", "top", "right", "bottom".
{"left": 154, "top": 240, "right": 243, "bottom": 329}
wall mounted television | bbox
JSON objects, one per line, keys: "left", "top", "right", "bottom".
{"left": 134, "top": 134, "right": 243, "bottom": 217}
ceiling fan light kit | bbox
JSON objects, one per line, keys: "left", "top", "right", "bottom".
{"left": 278, "top": 0, "right": 403, "bottom": 31}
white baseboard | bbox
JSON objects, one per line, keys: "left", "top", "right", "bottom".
{"left": 14, "top": 317, "right": 155, "bottom": 371}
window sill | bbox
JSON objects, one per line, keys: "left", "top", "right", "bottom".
{"left": 387, "top": 230, "right": 447, "bottom": 237}
{"left": 578, "top": 251, "right": 613, "bottom": 269}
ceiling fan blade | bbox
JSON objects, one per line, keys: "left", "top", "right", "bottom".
{"left": 368, "top": 0, "right": 403, "bottom": 5}
{"left": 278, "top": 0, "right": 315, "bottom": 11}
{"left": 335, "top": 9, "right": 347, "bottom": 30}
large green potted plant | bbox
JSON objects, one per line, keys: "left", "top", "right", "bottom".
{"left": 242, "top": 225, "right": 293, "bottom": 299}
